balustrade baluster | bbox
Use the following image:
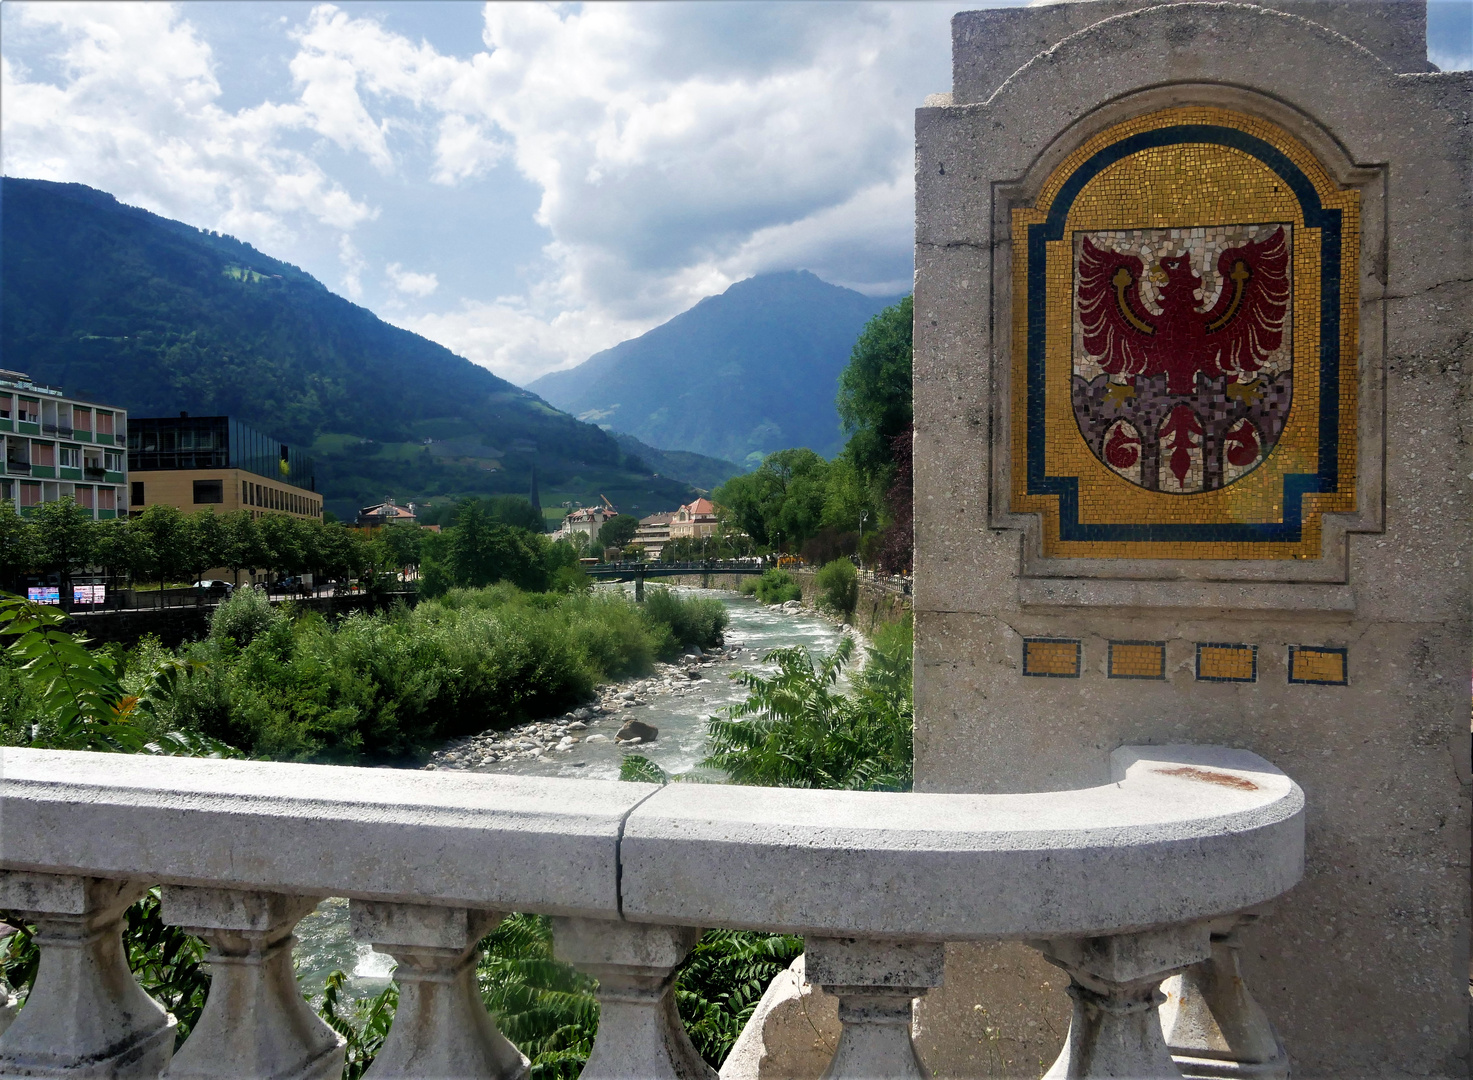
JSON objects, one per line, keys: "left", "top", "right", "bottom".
{"left": 552, "top": 918, "right": 714, "bottom": 1080}
{"left": 804, "top": 937, "right": 944, "bottom": 1080}
{"left": 1159, "top": 912, "right": 1288, "bottom": 1079}
{"left": 160, "top": 887, "right": 344, "bottom": 1080}
{"left": 1034, "top": 925, "right": 1212, "bottom": 1080}
{"left": 350, "top": 901, "right": 528, "bottom": 1079}
{"left": 0, "top": 871, "right": 175, "bottom": 1078}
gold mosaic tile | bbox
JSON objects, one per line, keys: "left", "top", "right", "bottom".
{"left": 1289, "top": 646, "right": 1347, "bottom": 685}
{"left": 1196, "top": 643, "right": 1257, "bottom": 683}
{"left": 1108, "top": 641, "right": 1166, "bottom": 680}
{"left": 1010, "top": 107, "right": 1359, "bottom": 560}
{"left": 1023, "top": 638, "right": 1082, "bottom": 678}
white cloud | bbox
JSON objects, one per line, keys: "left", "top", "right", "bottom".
{"left": 272, "top": 1, "right": 954, "bottom": 378}
{"left": 385, "top": 262, "right": 438, "bottom": 298}
{"left": 1, "top": 2, "right": 376, "bottom": 256}
{"left": 3, "top": 1, "right": 958, "bottom": 383}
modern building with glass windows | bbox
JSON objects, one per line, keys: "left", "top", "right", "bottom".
{"left": 127, "top": 414, "right": 321, "bottom": 520}
{"left": 0, "top": 369, "right": 129, "bottom": 518}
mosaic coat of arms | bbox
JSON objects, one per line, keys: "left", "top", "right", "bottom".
{"left": 1011, "top": 108, "right": 1360, "bottom": 560}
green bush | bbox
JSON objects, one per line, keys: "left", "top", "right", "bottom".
{"left": 642, "top": 587, "right": 728, "bottom": 654}
{"left": 702, "top": 621, "right": 913, "bottom": 791}
{"left": 208, "top": 586, "right": 282, "bottom": 647}
{"left": 752, "top": 568, "right": 802, "bottom": 605}
{"left": 813, "top": 559, "right": 858, "bottom": 617}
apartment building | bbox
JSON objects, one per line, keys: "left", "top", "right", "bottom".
{"left": 0, "top": 369, "right": 129, "bottom": 518}
{"left": 128, "top": 414, "right": 321, "bottom": 521}
{"left": 667, "top": 497, "right": 718, "bottom": 540}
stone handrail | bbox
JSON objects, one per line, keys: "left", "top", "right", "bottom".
{"left": 0, "top": 744, "right": 1303, "bottom": 1079}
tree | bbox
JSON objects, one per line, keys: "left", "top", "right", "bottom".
{"left": 217, "top": 511, "right": 264, "bottom": 586}
{"left": 595, "top": 514, "right": 639, "bottom": 552}
{"left": 486, "top": 496, "right": 544, "bottom": 534}
{"left": 31, "top": 499, "right": 97, "bottom": 608}
{"left": 836, "top": 296, "right": 913, "bottom": 491}
{"left": 184, "top": 511, "right": 225, "bottom": 585}
{"left": 446, "top": 502, "right": 549, "bottom": 591}
{"left": 378, "top": 522, "right": 423, "bottom": 577}
{"left": 93, "top": 517, "right": 151, "bottom": 592}
{"left": 713, "top": 449, "right": 828, "bottom": 552}
{"left": 257, "top": 513, "right": 304, "bottom": 582}
{"left": 0, "top": 501, "right": 33, "bottom": 593}
{"left": 133, "top": 504, "right": 191, "bottom": 593}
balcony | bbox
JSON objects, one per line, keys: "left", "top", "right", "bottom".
{"left": 3, "top": 460, "right": 29, "bottom": 474}
{"left": 84, "top": 465, "right": 107, "bottom": 479}
{"left": 0, "top": 744, "right": 1304, "bottom": 1079}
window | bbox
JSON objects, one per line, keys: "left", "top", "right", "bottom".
{"left": 73, "top": 407, "right": 91, "bottom": 433}
{"left": 31, "top": 442, "right": 55, "bottom": 467}
{"left": 0, "top": 397, "right": 11, "bottom": 420}
{"left": 76, "top": 486, "right": 94, "bottom": 509}
{"left": 95, "top": 412, "right": 114, "bottom": 436}
{"left": 131, "top": 481, "right": 145, "bottom": 505}
{"left": 193, "top": 479, "right": 223, "bottom": 504}
{"left": 59, "top": 448, "right": 78, "bottom": 469}
{"left": 98, "top": 487, "right": 115, "bottom": 511}
{"left": 19, "top": 482, "right": 40, "bottom": 507}
{"left": 0, "top": 480, "right": 11, "bottom": 501}
{"left": 17, "top": 399, "right": 38, "bottom": 423}
{"left": 104, "top": 451, "right": 122, "bottom": 472}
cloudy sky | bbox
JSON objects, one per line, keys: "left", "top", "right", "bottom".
{"left": 4, "top": 2, "right": 1469, "bottom": 387}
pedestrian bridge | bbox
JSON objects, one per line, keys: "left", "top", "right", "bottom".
{"left": 585, "top": 560, "right": 767, "bottom": 598}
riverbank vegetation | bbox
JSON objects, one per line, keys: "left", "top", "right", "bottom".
{"left": 1, "top": 583, "right": 727, "bottom": 764}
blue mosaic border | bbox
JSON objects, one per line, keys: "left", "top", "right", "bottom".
{"left": 1195, "top": 642, "right": 1259, "bottom": 683}
{"left": 1107, "top": 640, "right": 1168, "bottom": 680}
{"left": 1287, "top": 645, "right": 1348, "bottom": 685}
{"left": 1025, "top": 124, "right": 1344, "bottom": 543}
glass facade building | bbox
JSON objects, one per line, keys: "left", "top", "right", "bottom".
{"left": 127, "top": 416, "right": 315, "bottom": 491}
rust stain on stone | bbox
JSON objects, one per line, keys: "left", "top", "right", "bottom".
{"left": 1153, "top": 765, "right": 1259, "bottom": 791}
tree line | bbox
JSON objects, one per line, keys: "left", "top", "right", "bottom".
{"left": 712, "top": 296, "right": 913, "bottom": 573}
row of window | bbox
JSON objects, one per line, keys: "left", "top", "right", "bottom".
{"left": 4, "top": 437, "right": 122, "bottom": 473}
{"left": 0, "top": 396, "right": 117, "bottom": 436}
{"left": 0, "top": 478, "right": 121, "bottom": 512}
{"left": 127, "top": 478, "right": 322, "bottom": 518}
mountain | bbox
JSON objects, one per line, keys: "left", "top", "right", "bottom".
{"left": 0, "top": 178, "right": 697, "bottom": 521}
{"left": 527, "top": 271, "right": 898, "bottom": 466}
{"left": 608, "top": 432, "right": 743, "bottom": 493}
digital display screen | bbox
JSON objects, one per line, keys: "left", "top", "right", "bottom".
{"left": 73, "top": 585, "right": 106, "bottom": 604}
{"left": 26, "top": 587, "right": 61, "bottom": 605}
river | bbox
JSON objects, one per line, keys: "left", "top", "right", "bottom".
{"left": 292, "top": 588, "right": 846, "bottom": 1001}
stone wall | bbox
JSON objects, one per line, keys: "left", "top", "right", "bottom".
{"left": 791, "top": 569, "right": 913, "bottom": 635}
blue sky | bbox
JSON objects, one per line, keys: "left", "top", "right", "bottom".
{"left": 3, "top": 1, "right": 1469, "bottom": 387}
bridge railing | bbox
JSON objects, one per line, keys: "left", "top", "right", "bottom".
{"left": 0, "top": 745, "right": 1303, "bottom": 1079}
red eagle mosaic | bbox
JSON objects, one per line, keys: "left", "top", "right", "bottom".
{"left": 1071, "top": 224, "right": 1293, "bottom": 494}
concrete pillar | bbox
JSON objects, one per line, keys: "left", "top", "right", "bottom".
{"left": 804, "top": 937, "right": 944, "bottom": 1080}
{"left": 160, "top": 886, "right": 344, "bottom": 1080}
{"left": 553, "top": 918, "right": 715, "bottom": 1080}
{"left": 350, "top": 901, "right": 527, "bottom": 1080}
{"left": 0, "top": 871, "right": 175, "bottom": 1078}
{"left": 1034, "top": 926, "right": 1211, "bottom": 1080}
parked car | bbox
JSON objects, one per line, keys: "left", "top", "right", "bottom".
{"left": 194, "top": 579, "right": 234, "bottom": 594}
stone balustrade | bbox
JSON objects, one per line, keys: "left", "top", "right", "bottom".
{"left": 0, "top": 744, "right": 1303, "bottom": 1079}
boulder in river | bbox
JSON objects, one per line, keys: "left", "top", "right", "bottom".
{"left": 616, "top": 719, "right": 659, "bottom": 743}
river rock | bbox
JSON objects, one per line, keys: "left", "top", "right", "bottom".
{"left": 585, "top": 734, "right": 609, "bottom": 743}
{"left": 616, "top": 720, "right": 659, "bottom": 743}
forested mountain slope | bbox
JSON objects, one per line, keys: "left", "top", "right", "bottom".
{"left": 0, "top": 178, "right": 694, "bottom": 519}
{"left": 528, "top": 271, "right": 898, "bottom": 466}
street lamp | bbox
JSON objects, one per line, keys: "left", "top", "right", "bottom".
{"left": 858, "top": 510, "right": 868, "bottom": 568}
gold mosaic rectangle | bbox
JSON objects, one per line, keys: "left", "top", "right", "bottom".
{"left": 1023, "top": 638, "right": 1081, "bottom": 678}
{"left": 1289, "top": 646, "right": 1347, "bottom": 685}
{"left": 1196, "top": 643, "right": 1257, "bottom": 683}
{"left": 1108, "top": 641, "right": 1166, "bottom": 680}
{"left": 1010, "top": 106, "right": 1359, "bottom": 560}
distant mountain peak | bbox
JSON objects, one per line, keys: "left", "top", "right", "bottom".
{"left": 528, "top": 271, "right": 901, "bottom": 465}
